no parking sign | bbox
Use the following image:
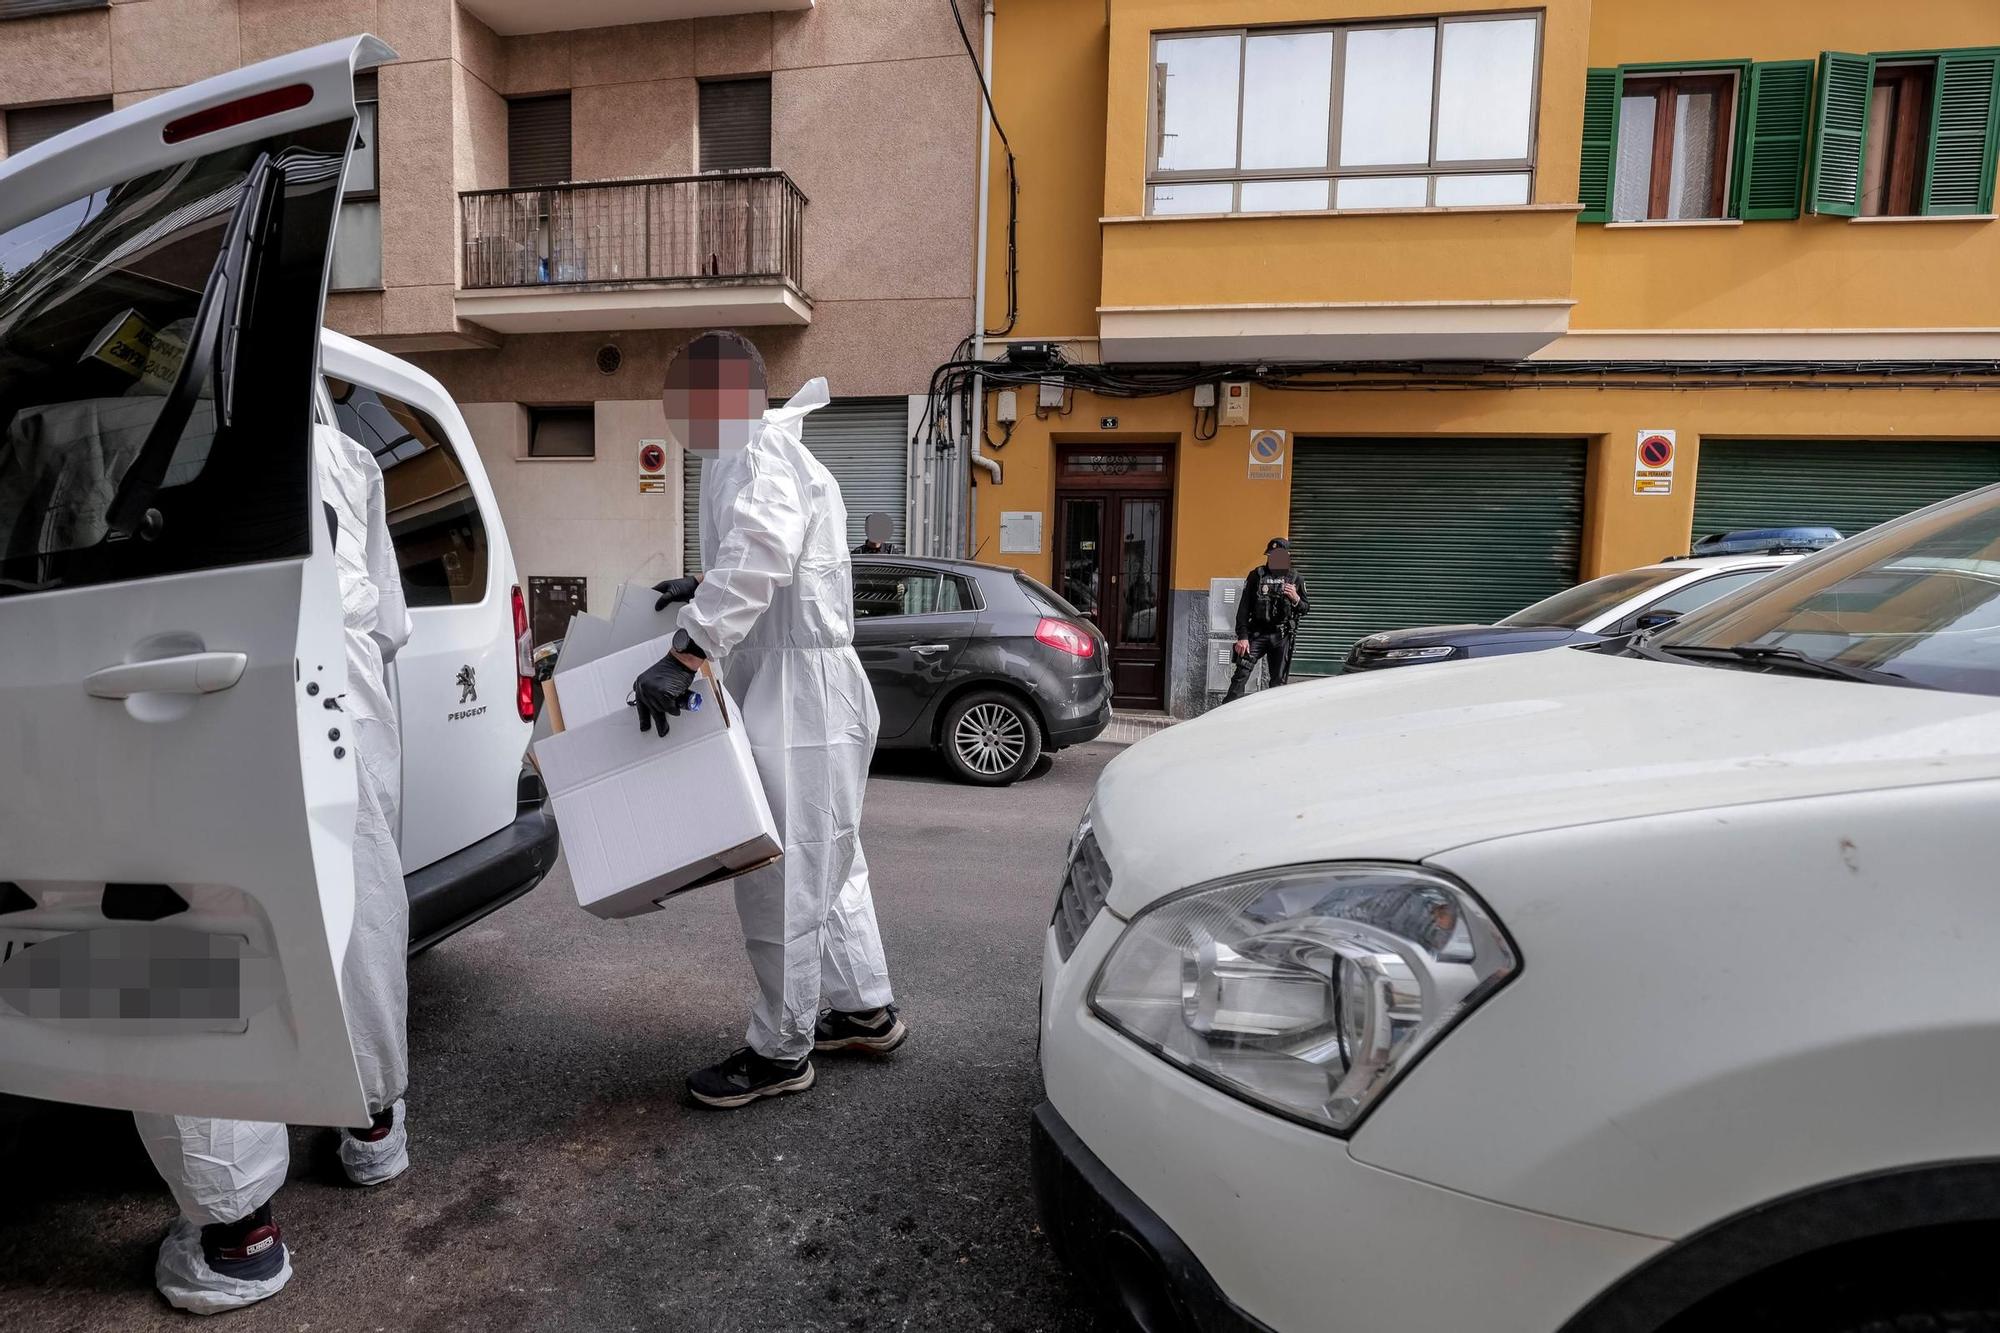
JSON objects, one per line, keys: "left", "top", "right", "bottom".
{"left": 639, "top": 439, "right": 668, "bottom": 495}
{"left": 1634, "top": 430, "right": 1675, "bottom": 496}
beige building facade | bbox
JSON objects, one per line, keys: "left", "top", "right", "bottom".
{"left": 0, "top": 0, "right": 979, "bottom": 635}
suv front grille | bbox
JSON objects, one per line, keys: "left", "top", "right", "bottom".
{"left": 1052, "top": 828, "right": 1111, "bottom": 960}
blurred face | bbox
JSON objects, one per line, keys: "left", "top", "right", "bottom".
{"left": 1265, "top": 547, "right": 1291, "bottom": 572}
{"left": 663, "top": 335, "right": 769, "bottom": 456}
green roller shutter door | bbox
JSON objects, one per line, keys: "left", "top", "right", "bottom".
{"left": 682, "top": 397, "right": 909, "bottom": 572}
{"left": 1287, "top": 439, "right": 1588, "bottom": 675}
{"left": 1692, "top": 440, "right": 2000, "bottom": 541}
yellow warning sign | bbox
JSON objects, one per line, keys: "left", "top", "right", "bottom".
{"left": 84, "top": 309, "right": 187, "bottom": 394}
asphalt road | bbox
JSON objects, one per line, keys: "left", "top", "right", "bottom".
{"left": 0, "top": 743, "right": 1122, "bottom": 1332}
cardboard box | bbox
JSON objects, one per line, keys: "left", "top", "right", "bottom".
{"left": 534, "top": 600, "right": 780, "bottom": 919}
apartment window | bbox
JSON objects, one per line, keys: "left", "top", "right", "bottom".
{"left": 526, "top": 405, "right": 594, "bottom": 459}
{"left": 1863, "top": 63, "right": 1933, "bottom": 216}
{"left": 508, "top": 94, "right": 572, "bottom": 187}
{"left": 1809, "top": 49, "right": 2000, "bottom": 218}
{"left": 1613, "top": 72, "right": 1736, "bottom": 221}
{"left": 700, "top": 77, "right": 772, "bottom": 172}
{"left": 1146, "top": 13, "right": 1540, "bottom": 216}
{"left": 4, "top": 99, "right": 110, "bottom": 156}
{"left": 329, "top": 73, "right": 381, "bottom": 290}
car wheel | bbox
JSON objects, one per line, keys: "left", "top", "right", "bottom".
{"left": 941, "top": 690, "right": 1043, "bottom": 786}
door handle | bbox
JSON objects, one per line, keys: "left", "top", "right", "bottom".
{"left": 912, "top": 644, "right": 949, "bottom": 655}
{"left": 85, "top": 652, "right": 248, "bottom": 699}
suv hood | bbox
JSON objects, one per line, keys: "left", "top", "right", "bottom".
{"left": 1092, "top": 650, "right": 2000, "bottom": 918}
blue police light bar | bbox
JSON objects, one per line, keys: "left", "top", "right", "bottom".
{"left": 1689, "top": 526, "right": 1844, "bottom": 558}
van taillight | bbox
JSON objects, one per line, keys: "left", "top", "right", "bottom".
{"left": 511, "top": 585, "right": 534, "bottom": 722}
{"left": 162, "top": 84, "right": 314, "bottom": 145}
{"left": 1035, "top": 618, "right": 1096, "bottom": 659}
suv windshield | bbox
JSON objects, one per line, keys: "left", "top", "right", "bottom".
{"left": 1658, "top": 486, "right": 2000, "bottom": 696}
{"left": 1500, "top": 566, "right": 1682, "bottom": 629}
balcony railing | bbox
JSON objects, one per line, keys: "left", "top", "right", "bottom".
{"left": 459, "top": 171, "right": 808, "bottom": 297}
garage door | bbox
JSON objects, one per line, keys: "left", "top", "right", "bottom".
{"left": 1288, "top": 439, "right": 1588, "bottom": 675}
{"left": 1692, "top": 440, "right": 2000, "bottom": 542}
{"left": 684, "top": 397, "right": 909, "bottom": 572}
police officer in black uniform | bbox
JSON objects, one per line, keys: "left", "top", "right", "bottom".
{"left": 853, "top": 511, "right": 900, "bottom": 555}
{"left": 1223, "top": 537, "right": 1309, "bottom": 702}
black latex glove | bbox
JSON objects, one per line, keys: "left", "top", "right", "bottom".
{"left": 652, "top": 576, "right": 700, "bottom": 611}
{"left": 632, "top": 652, "right": 698, "bottom": 737}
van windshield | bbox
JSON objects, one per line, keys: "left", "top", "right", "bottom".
{"left": 1658, "top": 486, "right": 2000, "bottom": 696}
{"left": 0, "top": 132, "right": 347, "bottom": 599}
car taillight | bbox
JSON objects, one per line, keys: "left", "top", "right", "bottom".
{"left": 1035, "top": 618, "right": 1095, "bottom": 659}
{"left": 511, "top": 585, "right": 535, "bottom": 722}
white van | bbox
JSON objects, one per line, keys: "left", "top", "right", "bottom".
{"left": 0, "top": 36, "right": 556, "bottom": 1129}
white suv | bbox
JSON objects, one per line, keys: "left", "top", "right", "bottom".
{"left": 0, "top": 38, "right": 554, "bottom": 1127}
{"left": 1039, "top": 484, "right": 2000, "bottom": 1331}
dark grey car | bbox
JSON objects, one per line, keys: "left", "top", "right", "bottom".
{"left": 852, "top": 556, "right": 1111, "bottom": 785}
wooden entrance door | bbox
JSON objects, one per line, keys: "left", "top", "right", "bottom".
{"left": 1052, "top": 446, "right": 1173, "bottom": 709}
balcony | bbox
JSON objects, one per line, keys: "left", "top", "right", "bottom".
{"left": 455, "top": 172, "right": 811, "bottom": 336}
{"left": 457, "top": 0, "right": 811, "bottom": 36}
{"left": 1097, "top": 207, "right": 1580, "bottom": 363}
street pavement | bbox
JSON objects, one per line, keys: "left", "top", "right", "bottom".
{"left": 0, "top": 743, "right": 1123, "bottom": 1332}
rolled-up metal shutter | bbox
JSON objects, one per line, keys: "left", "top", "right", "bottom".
{"left": 699, "top": 78, "right": 772, "bottom": 172}
{"left": 508, "top": 94, "right": 571, "bottom": 187}
{"left": 1287, "top": 439, "right": 1587, "bottom": 675}
{"left": 1692, "top": 440, "right": 2000, "bottom": 541}
{"left": 683, "top": 397, "right": 908, "bottom": 572}
{"left": 5, "top": 99, "right": 110, "bottom": 155}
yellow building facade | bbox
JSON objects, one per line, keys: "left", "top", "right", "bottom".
{"left": 965, "top": 0, "right": 2000, "bottom": 715}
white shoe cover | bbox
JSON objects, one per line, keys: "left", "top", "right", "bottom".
{"left": 155, "top": 1215, "right": 292, "bottom": 1315}
{"left": 337, "top": 1098, "right": 409, "bottom": 1187}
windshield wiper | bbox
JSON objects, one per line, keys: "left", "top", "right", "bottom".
{"left": 102, "top": 152, "right": 280, "bottom": 542}
{"left": 1636, "top": 638, "right": 1923, "bottom": 688}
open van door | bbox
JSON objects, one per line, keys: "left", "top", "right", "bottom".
{"left": 0, "top": 36, "right": 394, "bottom": 1125}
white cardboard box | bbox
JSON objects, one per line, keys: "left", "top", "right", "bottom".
{"left": 535, "top": 597, "right": 780, "bottom": 919}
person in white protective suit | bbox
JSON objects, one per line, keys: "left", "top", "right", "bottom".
{"left": 130, "top": 411, "right": 414, "bottom": 1313}
{"left": 634, "top": 331, "right": 905, "bottom": 1109}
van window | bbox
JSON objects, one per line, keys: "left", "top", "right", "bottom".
{"left": 0, "top": 129, "right": 349, "bottom": 600}
{"left": 327, "top": 378, "right": 490, "bottom": 607}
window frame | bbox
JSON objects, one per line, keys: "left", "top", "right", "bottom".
{"left": 523, "top": 404, "right": 596, "bottom": 461}
{"left": 851, "top": 563, "right": 982, "bottom": 620}
{"left": 1612, "top": 68, "right": 1740, "bottom": 221}
{"left": 326, "top": 373, "right": 493, "bottom": 608}
{"left": 1863, "top": 61, "right": 1936, "bottom": 217}
{"left": 328, "top": 73, "right": 381, "bottom": 292}
{"left": 1144, "top": 10, "right": 1545, "bottom": 215}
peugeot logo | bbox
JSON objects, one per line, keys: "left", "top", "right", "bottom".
{"left": 456, "top": 665, "right": 477, "bottom": 704}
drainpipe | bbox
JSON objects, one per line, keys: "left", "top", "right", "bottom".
{"left": 968, "top": 0, "right": 1003, "bottom": 529}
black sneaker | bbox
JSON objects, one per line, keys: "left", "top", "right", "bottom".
{"left": 814, "top": 1004, "right": 909, "bottom": 1055}
{"left": 687, "top": 1048, "right": 816, "bottom": 1109}
{"left": 199, "top": 1202, "right": 287, "bottom": 1284}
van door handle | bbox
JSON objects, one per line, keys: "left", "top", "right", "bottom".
{"left": 85, "top": 652, "right": 248, "bottom": 699}
{"left": 911, "top": 644, "right": 949, "bottom": 655}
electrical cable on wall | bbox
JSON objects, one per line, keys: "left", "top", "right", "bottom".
{"left": 949, "top": 0, "right": 1018, "bottom": 337}
{"left": 914, "top": 344, "right": 2000, "bottom": 473}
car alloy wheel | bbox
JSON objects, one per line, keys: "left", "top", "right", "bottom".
{"left": 956, "top": 702, "right": 1028, "bottom": 776}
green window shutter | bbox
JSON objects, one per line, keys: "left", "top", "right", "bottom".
{"left": 1733, "top": 60, "right": 1815, "bottom": 219}
{"left": 1578, "top": 67, "right": 1620, "bottom": 223}
{"left": 1923, "top": 49, "right": 2000, "bottom": 215}
{"left": 1808, "top": 51, "right": 1875, "bottom": 216}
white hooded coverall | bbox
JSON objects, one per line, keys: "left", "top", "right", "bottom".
{"left": 134, "top": 423, "right": 412, "bottom": 1311}
{"left": 680, "top": 379, "right": 894, "bottom": 1063}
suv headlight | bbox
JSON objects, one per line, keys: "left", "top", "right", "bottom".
{"left": 1088, "top": 863, "right": 1517, "bottom": 1134}
{"left": 1381, "top": 645, "right": 1457, "bottom": 662}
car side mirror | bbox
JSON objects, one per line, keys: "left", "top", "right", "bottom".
{"left": 1634, "top": 610, "right": 1682, "bottom": 631}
